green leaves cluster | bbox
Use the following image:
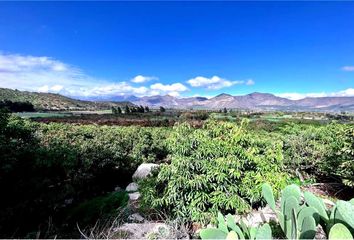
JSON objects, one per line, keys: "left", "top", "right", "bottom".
{"left": 262, "top": 183, "right": 354, "bottom": 239}
{"left": 140, "top": 120, "right": 288, "bottom": 223}
{"left": 279, "top": 122, "right": 354, "bottom": 187}
{"left": 0, "top": 113, "right": 170, "bottom": 237}
{"left": 200, "top": 212, "right": 272, "bottom": 240}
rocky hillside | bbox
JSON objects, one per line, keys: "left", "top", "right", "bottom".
{"left": 0, "top": 88, "right": 134, "bottom": 111}
{"left": 131, "top": 92, "right": 354, "bottom": 111}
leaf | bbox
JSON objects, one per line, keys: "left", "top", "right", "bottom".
{"left": 299, "top": 216, "right": 316, "bottom": 240}
{"left": 335, "top": 200, "right": 354, "bottom": 231}
{"left": 200, "top": 228, "right": 228, "bottom": 240}
{"left": 329, "top": 223, "right": 353, "bottom": 240}
{"left": 298, "top": 206, "right": 320, "bottom": 230}
{"left": 281, "top": 184, "right": 301, "bottom": 212}
{"left": 255, "top": 223, "right": 272, "bottom": 240}
{"left": 262, "top": 183, "right": 276, "bottom": 212}
{"left": 218, "top": 212, "right": 229, "bottom": 233}
{"left": 303, "top": 191, "right": 329, "bottom": 221}
{"left": 226, "top": 214, "right": 245, "bottom": 239}
{"left": 249, "top": 227, "right": 257, "bottom": 240}
{"left": 226, "top": 231, "right": 239, "bottom": 240}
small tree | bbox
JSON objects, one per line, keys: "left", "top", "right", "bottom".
{"left": 139, "top": 105, "right": 145, "bottom": 113}
{"left": 117, "top": 107, "right": 122, "bottom": 114}
{"left": 160, "top": 106, "right": 166, "bottom": 112}
{"left": 111, "top": 107, "right": 117, "bottom": 114}
{"left": 145, "top": 106, "right": 150, "bottom": 112}
{"left": 223, "top": 107, "right": 227, "bottom": 114}
{"left": 125, "top": 105, "right": 130, "bottom": 114}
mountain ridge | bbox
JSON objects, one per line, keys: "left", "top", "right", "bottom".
{"left": 1, "top": 87, "right": 354, "bottom": 112}
{"left": 0, "top": 88, "right": 134, "bottom": 111}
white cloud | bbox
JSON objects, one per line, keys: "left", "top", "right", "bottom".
{"left": 276, "top": 88, "right": 354, "bottom": 100}
{"left": 150, "top": 83, "right": 188, "bottom": 92}
{"left": 0, "top": 53, "right": 90, "bottom": 93}
{"left": 246, "top": 79, "right": 255, "bottom": 85}
{"left": 131, "top": 75, "right": 158, "bottom": 83}
{"left": 149, "top": 83, "right": 188, "bottom": 97}
{"left": 0, "top": 53, "right": 188, "bottom": 98}
{"left": 341, "top": 66, "right": 354, "bottom": 72}
{"left": 38, "top": 85, "right": 64, "bottom": 93}
{"left": 187, "top": 76, "right": 252, "bottom": 90}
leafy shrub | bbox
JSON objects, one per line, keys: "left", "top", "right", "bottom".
{"left": 279, "top": 123, "right": 354, "bottom": 186}
{"left": 0, "top": 114, "right": 171, "bottom": 237}
{"left": 67, "top": 191, "right": 128, "bottom": 226}
{"left": 140, "top": 120, "right": 288, "bottom": 223}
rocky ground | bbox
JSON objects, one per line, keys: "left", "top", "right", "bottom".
{"left": 108, "top": 164, "right": 336, "bottom": 239}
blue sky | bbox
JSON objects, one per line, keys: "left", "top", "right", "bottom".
{"left": 0, "top": 1, "right": 354, "bottom": 99}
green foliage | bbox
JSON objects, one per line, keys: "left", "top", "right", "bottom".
{"left": 199, "top": 212, "right": 272, "bottom": 240}
{"left": 279, "top": 123, "right": 354, "bottom": 187}
{"left": 262, "top": 183, "right": 354, "bottom": 239}
{"left": 140, "top": 120, "right": 287, "bottom": 223}
{"left": 262, "top": 183, "right": 318, "bottom": 239}
{"left": 329, "top": 223, "right": 353, "bottom": 240}
{"left": 0, "top": 113, "right": 170, "bottom": 237}
{"left": 67, "top": 191, "right": 128, "bottom": 225}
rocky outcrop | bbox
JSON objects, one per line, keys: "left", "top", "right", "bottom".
{"left": 132, "top": 163, "right": 159, "bottom": 180}
{"left": 126, "top": 182, "right": 138, "bottom": 192}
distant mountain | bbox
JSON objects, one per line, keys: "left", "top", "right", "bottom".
{"left": 130, "top": 92, "right": 354, "bottom": 112}
{"left": 0, "top": 88, "right": 134, "bottom": 111}
{"left": 2, "top": 87, "right": 353, "bottom": 112}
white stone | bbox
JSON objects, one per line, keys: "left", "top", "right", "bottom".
{"left": 128, "top": 213, "right": 145, "bottom": 223}
{"left": 126, "top": 182, "right": 138, "bottom": 192}
{"left": 128, "top": 192, "right": 141, "bottom": 201}
{"left": 132, "top": 163, "right": 159, "bottom": 180}
{"left": 113, "top": 223, "right": 170, "bottom": 239}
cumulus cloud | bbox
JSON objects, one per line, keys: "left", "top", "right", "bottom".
{"left": 275, "top": 88, "right": 354, "bottom": 100}
{"left": 187, "top": 76, "right": 253, "bottom": 90}
{"left": 131, "top": 75, "right": 158, "bottom": 83}
{"left": 0, "top": 53, "right": 188, "bottom": 98}
{"left": 150, "top": 83, "right": 188, "bottom": 97}
{"left": 341, "top": 66, "right": 354, "bottom": 72}
{"left": 246, "top": 79, "right": 255, "bottom": 85}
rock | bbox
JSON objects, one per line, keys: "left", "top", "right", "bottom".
{"left": 126, "top": 182, "right": 138, "bottom": 192}
{"left": 128, "top": 192, "right": 141, "bottom": 201}
{"left": 114, "top": 186, "right": 122, "bottom": 192}
{"left": 128, "top": 213, "right": 145, "bottom": 223}
{"left": 233, "top": 205, "right": 277, "bottom": 227}
{"left": 132, "top": 163, "right": 159, "bottom": 180}
{"left": 113, "top": 223, "right": 170, "bottom": 239}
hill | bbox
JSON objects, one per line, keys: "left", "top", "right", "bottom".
{"left": 0, "top": 88, "right": 134, "bottom": 111}
{"left": 131, "top": 92, "right": 354, "bottom": 112}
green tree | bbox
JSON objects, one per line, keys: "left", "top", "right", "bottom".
{"left": 159, "top": 106, "right": 166, "bottom": 112}
{"left": 125, "top": 105, "right": 130, "bottom": 114}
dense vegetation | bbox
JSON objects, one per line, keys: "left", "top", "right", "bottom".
{"left": 140, "top": 120, "right": 287, "bottom": 223}
{"left": 0, "top": 109, "right": 353, "bottom": 238}
{"left": 0, "top": 111, "right": 169, "bottom": 237}
{"left": 0, "top": 100, "right": 35, "bottom": 112}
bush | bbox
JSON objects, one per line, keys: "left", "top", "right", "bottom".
{"left": 140, "top": 120, "right": 288, "bottom": 223}
{"left": 0, "top": 114, "right": 171, "bottom": 237}
{"left": 279, "top": 123, "right": 354, "bottom": 186}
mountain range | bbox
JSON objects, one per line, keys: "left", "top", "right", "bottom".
{"left": 1, "top": 87, "right": 354, "bottom": 112}
{"left": 130, "top": 92, "right": 354, "bottom": 112}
